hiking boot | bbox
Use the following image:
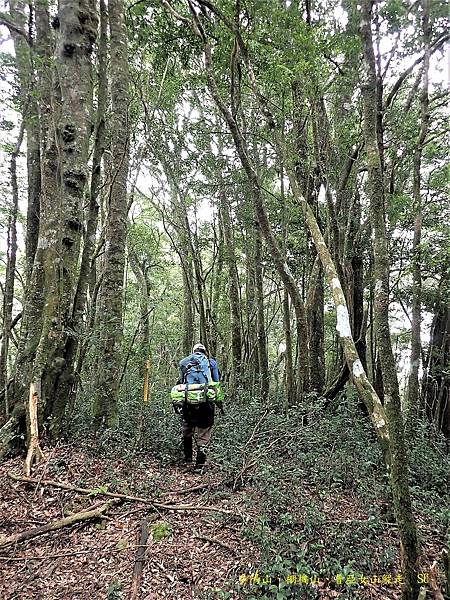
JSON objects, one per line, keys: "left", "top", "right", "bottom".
{"left": 183, "top": 437, "right": 193, "bottom": 463}
{"left": 194, "top": 448, "right": 207, "bottom": 473}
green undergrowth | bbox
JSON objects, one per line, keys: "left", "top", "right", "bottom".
{"left": 70, "top": 381, "right": 449, "bottom": 599}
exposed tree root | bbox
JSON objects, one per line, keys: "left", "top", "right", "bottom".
{"left": 8, "top": 473, "right": 236, "bottom": 515}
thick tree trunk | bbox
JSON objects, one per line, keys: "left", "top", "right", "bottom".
{"left": 38, "top": 0, "right": 98, "bottom": 433}
{"left": 5, "top": 0, "right": 97, "bottom": 454}
{"left": 407, "top": 0, "right": 430, "bottom": 428}
{"left": 93, "top": 0, "right": 129, "bottom": 428}
{"left": 55, "top": 0, "right": 108, "bottom": 417}
{"left": 359, "top": 1, "right": 419, "bottom": 596}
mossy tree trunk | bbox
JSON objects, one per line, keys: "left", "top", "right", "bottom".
{"left": 55, "top": 0, "right": 108, "bottom": 419}
{"left": 93, "top": 0, "right": 130, "bottom": 429}
{"left": 254, "top": 219, "right": 269, "bottom": 401}
{"left": 1, "top": 0, "right": 98, "bottom": 456}
{"left": 8, "top": 0, "right": 41, "bottom": 284}
{"left": 38, "top": 0, "right": 98, "bottom": 434}
{"left": 407, "top": 0, "right": 431, "bottom": 430}
{"left": 359, "top": 0, "right": 419, "bottom": 596}
{"left": 218, "top": 186, "right": 242, "bottom": 389}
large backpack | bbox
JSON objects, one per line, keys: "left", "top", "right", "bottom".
{"left": 181, "top": 352, "right": 212, "bottom": 385}
{"left": 171, "top": 380, "right": 224, "bottom": 407}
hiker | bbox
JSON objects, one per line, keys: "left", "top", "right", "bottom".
{"left": 176, "top": 343, "right": 220, "bottom": 472}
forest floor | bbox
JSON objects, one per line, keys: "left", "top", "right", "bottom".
{"left": 0, "top": 395, "right": 448, "bottom": 600}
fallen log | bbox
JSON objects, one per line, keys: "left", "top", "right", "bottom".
{"left": 0, "top": 498, "right": 121, "bottom": 549}
{"left": 129, "top": 520, "right": 149, "bottom": 600}
{"left": 8, "top": 473, "right": 235, "bottom": 515}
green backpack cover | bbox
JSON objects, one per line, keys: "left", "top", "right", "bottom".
{"left": 171, "top": 381, "right": 224, "bottom": 407}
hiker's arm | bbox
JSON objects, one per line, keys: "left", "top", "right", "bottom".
{"left": 210, "top": 359, "right": 220, "bottom": 382}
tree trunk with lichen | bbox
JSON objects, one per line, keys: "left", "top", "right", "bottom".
{"left": 8, "top": 0, "right": 41, "bottom": 283}
{"left": 37, "top": 0, "right": 98, "bottom": 436}
{"left": 0, "top": 125, "right": 24, "bottom": 415}
{"left": 53, "top": 0, "right": 108, "bottom": 418}
{"left": 219, "top": 187, "right": 242, "bottom": 390}
{"left": 93, "top": 0, "right": 130, "bottom": 429}
{"left": 406, "top": 0, "right": 430, "bottom": 432}
{"left": 359, "top": 1, "right": 419, "bottom": 596}
{"left": 1, "top": 0, "right": 97, "bottom": 457}
{"left": 254, "top": 219, "right": 269, "bottom": 401}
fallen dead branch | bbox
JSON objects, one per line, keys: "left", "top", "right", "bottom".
{"left": 129, "top": 519, "right": 149, "bottom": 600}
{"left": 194, "top": 534, "right": 237, "bottom": 555}
{"left": 8, "top": 472, "right": 236, "bottom": 515}
{"left": 0, "top": 498, "right": 121, "bottom": 549}
{"left": 168, "top": 483, "right": 210, "bottom": 494}
{"left": 0, "top": 550, "right": 97, "bottom": 561}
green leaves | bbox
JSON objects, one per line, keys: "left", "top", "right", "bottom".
{"left": 151, "top": 521, "right": 172, "bottom": 541}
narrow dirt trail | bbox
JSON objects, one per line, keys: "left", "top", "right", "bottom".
{"left": 0, "top": 447, "right": 259, "bottom": 599}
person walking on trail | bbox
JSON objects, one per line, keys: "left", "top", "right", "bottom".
{"left": 177, "top": 343, "right": 220, "bottom": 473}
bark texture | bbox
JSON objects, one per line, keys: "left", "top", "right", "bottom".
{"left": 359, "top": 1, "right": 419, "bottom": 596}
{"left": 94, "top": 0, "right": 130, "bottom": 427}
{"left": 407, "top": 0, "right": 430, "bottom": 426}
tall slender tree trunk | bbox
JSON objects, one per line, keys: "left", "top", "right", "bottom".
{"left": 128, "top": 250, "right": 151, "bottom": 353}
{"left": 0, "top": 122, "right": 25, "bottom": 412}
{"left": 94, "top": 0, "right": 129, "bottom": 428}
{"left": 407, "top": 0, "right": 431, "bottom": 427}
{"left": 422, "top": 272, "right": 449, "bottom": 442}
{"left": 283, "top": 288, "right": 294, "bottom": 406}
{"left": 219, "top": 188, "right": 242, "bottom": 386}
{"left": 182, "top": 257, "right": 195, "bottom": 355}
{"left": 244, "top": 219, "right": 258, "bottom": 386}
{"left": 360, "top": 1, "right": 419, "bottom": 596}
{"left": 9, "top": 1, "right": 41, "bottom": 283}
{"left": 254, "top": 219, "right": 269, "bottom": 400}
